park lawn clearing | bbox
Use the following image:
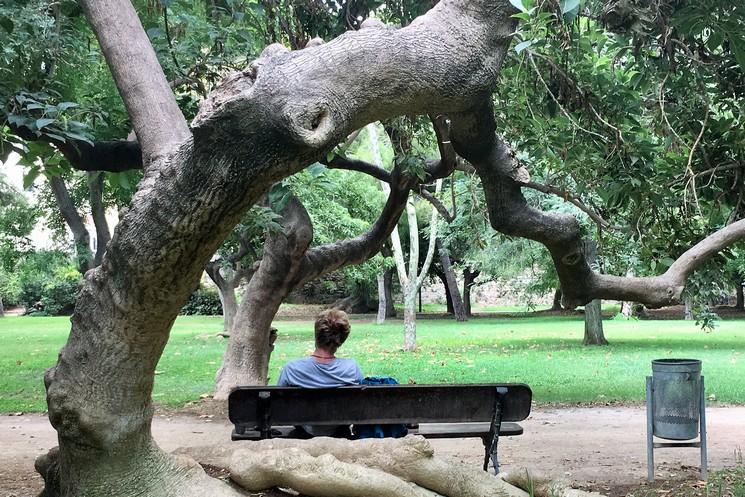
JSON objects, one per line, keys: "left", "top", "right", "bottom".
{"left": 0, "top": 313, "right": 744, "bottom": 413}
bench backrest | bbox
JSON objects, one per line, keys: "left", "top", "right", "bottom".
{"left": 229, "top": 383, "right": 532, "bottom": 427}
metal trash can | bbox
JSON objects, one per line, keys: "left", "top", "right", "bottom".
{"left": 646, "top": 359, "right": 707, "bottom": 481}
{"left": 651, "top": 359, "right": 701, "bottom": 440}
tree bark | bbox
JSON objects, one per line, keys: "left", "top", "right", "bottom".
{"left": 551, "top": 288, "right": 563, "bottom": 311}
{"left": 0, "top": 297, "right": 4, "bottom": 317}
{"left": 684, "top": 297, "right": 694, "bottom": 320}
{"left": 463, "top": 267, "right": 479, "bottom": 317}
{"left": 438, "top": 270, "right": 455, "bottom": 314}
{"left": 583, "top": 299, "right": 607, "bottom": 346}
{"left": 436, "top": 239, "right": 466, "bottom": 321}
{"left": 87, "top": 172, "right": 111, "bottom": 267}
{"left": 384, "top": 266, "right": 397, "bottom": 318}
{"left": 582, "top": 240, "right": 607, "bottom": 346}
{"left": 736, "top": 279, "right": 744, "bottom": 310}
{"left": 48, "top": 176, "right": 92, "bottom": 273}
{"left": 376, "top": 273, "right": 387, "bottom": 324}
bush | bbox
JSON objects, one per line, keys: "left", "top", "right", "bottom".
{"left": 181, "top": 288, "right": 223, "bottom": 316}
{"left": 17, "top": 251, "right": 81, "bottom": 315}
{"left": 0, "top": 269, "right": 21, "bottom": 307}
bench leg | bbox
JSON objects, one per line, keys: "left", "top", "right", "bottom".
{"left": 482, "top": 433, "right": 500, "bottom": 474}
{"left": 483, "top": 387, "right": 506, "bottom": 474}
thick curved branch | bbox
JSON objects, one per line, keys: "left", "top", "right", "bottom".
{"left": 521, "top": 181, "right": 622, "bottom": 230}
{"left": 297, "top": 171, "right": 412, "bottom": 284}
{"left": 449, "top": 102, "right": 745, "bottom": 308}
{"left": 325, "top": 155, "right": 391, "bottom": 182}
{"left": 79, "top": 0, "right": 190, "bottom": 163}
{"left": 419, "top": 188, "right": 454, "bottom": 222}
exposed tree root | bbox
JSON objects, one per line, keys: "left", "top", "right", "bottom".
{"left": 229, "top": 436, "right": 529, "bottom": 497}
{"left": 501, "top": 469, "right": 607, "bottom": 497}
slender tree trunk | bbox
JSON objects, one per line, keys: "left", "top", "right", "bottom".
{"left": 620, "top": 300, "right": 633, "bottom": 318}
{"left": 582, "top": 240, "right": 607, "bottom": 346}
{"left": 583, "top": 299, "right": 607, "bottom": 346}
{"left": 0, "top": 297, "right": 4, "bottom": 317}
{"left": 49, "top": 176, "right": 93, "bottom": 273}
{"left": 384, "top": 267, "right": 396, "bottom": 318}
{"left": 88, "top": 172, "right": 111, "bottom": 266}
{"left": 684, "top": 297, "right": 694, "bottom": 320}
{"left": 403, "top": 283, "right": 417, "bottom": 351}
{"left": 551, "top": 288, "right": 563, "bottom": 311}
{"left": 735, "top": 279, "right": 743, "bottom": 310}
{"left": 436, "top": 239, "right": 466, "bottom": 321}
{"left": 376, "top": 272, "right": 387, "bottom": 324}
{"left": 437, "top": 270, "right": 455, "bottom": 314}
{"left": 218, "top": 285, "right": 238, "bottom": 334}
{"left": 463, "top": 267, "right": 479, "bottom": 317}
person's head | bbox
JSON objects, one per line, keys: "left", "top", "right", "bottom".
{"left": 314, "top": 309, "right": 351, "bottom": 353}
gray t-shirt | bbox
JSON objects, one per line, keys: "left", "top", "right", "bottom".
{"left": 277, "top": 357, "right": 363, "bottom": 388}
{"left": 277, "top": 357, "right": 363, "bottom": 436}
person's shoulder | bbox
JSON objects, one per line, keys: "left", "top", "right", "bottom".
{"left": 336, "top": 357, "right": 361, "bottom": 369}
{"left": 283, "top": 357, "right": 313, "bottom": 370}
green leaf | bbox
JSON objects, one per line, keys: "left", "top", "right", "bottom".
{"left": 515, "top": 40, "right": 534, "bottom": 53}
{"left": 23, "top": 168, "right": 40, "bottom": 189}
{"left": 0, "top": 16, "right": 13, "bottom": 33}
{"left": 730, "top": 36, "right": 745, "bottom": 72}
{"left": 509, "top": 0, "right": 527, "bottom": 13}
{"left": 560, "top": 0, "right": 580, "bottom": 14}
{"left": 35, "top": 118, "right": 56, "bottom": 130}
{"left": 57, "top": 102, "right": 79, "bottom": 111}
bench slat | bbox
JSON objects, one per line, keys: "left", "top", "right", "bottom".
{"left": 230, "top": 422, "right": 524, "bottom": 441}
{"left": 229, "top": 383, "right": 532, "bottom": 426}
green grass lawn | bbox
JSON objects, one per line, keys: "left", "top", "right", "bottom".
{"left": 1, "top": 313, "right": 743, "bottom": 412}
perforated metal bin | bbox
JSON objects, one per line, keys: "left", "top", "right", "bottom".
{"left": 651, "top": 358, "right": 702, "bottom": 440}
{"left": 646, "top": 359, "right": 707, "bottom": 481}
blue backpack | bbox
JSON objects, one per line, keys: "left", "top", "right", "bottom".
{"left": 355, "top": 377, "right": 409, "bottom": 439}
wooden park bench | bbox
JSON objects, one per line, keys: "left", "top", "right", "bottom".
{"left": 228, "top": 383, "right": 532, "bottom": 473}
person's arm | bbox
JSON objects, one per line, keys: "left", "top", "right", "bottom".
{"left": 353, "top": 361, "right": 364, "bottom": 384}
{"left": 277, "top": 366, "right": 289, "bottom": 386}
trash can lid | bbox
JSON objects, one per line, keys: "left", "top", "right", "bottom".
{"left": 652, "top": 358, "right": 701, "bottom": 373}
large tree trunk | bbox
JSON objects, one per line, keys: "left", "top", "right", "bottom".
{"left": 88, "top": 172, "right": 111, "bottom": 266}
{"left": 463, "top": 267, "right": 479, "bottom": 317}
{"left": 735, "top": 278, "right": 743, "bottom": 310}
{"left": 215, "top": 180, "right": 414, "bottom": 396}
{"left": 436, "top": 239, "right": 466, "bottom": 321}
{"left": 215, "top": 197, "right": 312, "bottom": 395}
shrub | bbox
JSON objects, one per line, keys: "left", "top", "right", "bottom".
{"left": 0, "top": 269, "right": 21, "bottom": 307}
{"left": 17, "top": 251, "right": 81, "bottom": 315}
{"left": 181, "top": 288, "right": 223, "bottom": 316}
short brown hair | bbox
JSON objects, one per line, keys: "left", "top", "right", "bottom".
{"left": 314, "top": 309, "right": 351, "bottom": 351}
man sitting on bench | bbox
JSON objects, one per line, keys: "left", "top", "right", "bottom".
{"left": 277, "top": 309, "right": 363, "bottom": 437}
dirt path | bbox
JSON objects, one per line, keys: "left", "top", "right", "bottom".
{"left": 3, "top": 406, "right": 744, "bottom": 496}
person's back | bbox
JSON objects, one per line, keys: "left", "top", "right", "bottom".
{"left": 278, "top": 356, "right": 362, "bottom": 388}
{"left": 276, "top": 309, "right": 362, "bottom": 437}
